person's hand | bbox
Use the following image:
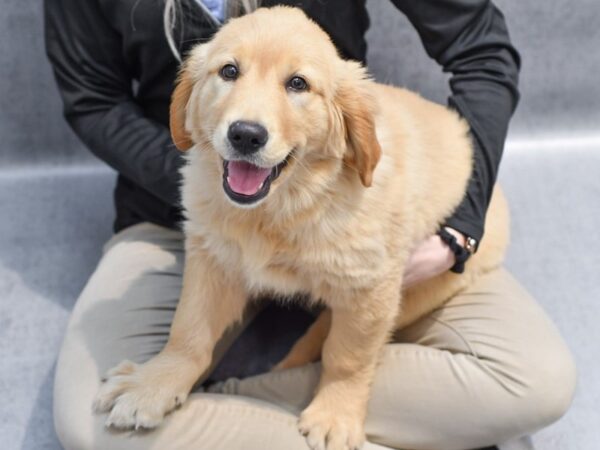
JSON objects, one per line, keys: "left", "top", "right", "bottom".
{"left": 402, "top": 227, "right": 465, "bottom": 289}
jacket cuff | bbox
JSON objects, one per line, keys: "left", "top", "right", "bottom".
{"left": 444, "top": 211, "right": 484, "bottom": 245}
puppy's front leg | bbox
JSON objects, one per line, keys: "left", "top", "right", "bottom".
{"left": 299, "top": 284, "right": 399, "bottom": 450}
{"left": 94, "top": 241, "right": 248, "bottom": 430}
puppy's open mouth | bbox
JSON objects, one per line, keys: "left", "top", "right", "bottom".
{"left": 222, "top": 155, "right": 290, "bottom": 204}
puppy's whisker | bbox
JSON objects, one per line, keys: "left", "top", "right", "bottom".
{"left": 289, "top": 153, "right": 312, "bottom": 176}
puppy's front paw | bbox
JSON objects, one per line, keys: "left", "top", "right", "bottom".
{"left": 93, "top": 359, "right": 189, "bottom": 430}
{"left": 298, "top": 400, "right": 365, "bottom": 450}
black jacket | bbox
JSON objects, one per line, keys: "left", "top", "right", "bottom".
{"left": 44, "top": 0, "right": 520, "bottom": 242}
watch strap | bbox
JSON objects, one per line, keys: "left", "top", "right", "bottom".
{"left": 437, "top": 228, "right": 472, "bottom": 274}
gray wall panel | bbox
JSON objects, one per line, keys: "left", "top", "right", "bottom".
{"left": 0, "top": 0, "right": 91, "bottom": 166}
{"left": 1, "top": 0, "right": 598, "bottom": 165}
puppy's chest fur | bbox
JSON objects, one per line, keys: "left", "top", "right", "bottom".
{"left": 201, "top": 213, "right": 391, "bottom": 302}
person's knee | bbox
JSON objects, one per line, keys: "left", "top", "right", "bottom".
{"left": 513, "top": 342, "right": 577, "bottom": 431}
{"left": 535, "top": 350, "right": 576, "bottom": 425}
{"left": 53, "top": 353, "right": 97, "bottom": 450}
{"left": 54, "top": 397, "right": 94, "bottom": 450}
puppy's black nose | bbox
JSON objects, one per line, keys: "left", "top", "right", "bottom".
{"left": 227, "top": 121, "right": 268, "bottom": 154}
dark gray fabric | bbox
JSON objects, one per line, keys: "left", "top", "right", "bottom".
{"left": 387, "top": 0, "right": 520, "bottom": 242}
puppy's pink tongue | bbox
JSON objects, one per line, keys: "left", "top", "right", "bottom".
{"left": 227, "top": 161, "right": 271, "bottom": 195}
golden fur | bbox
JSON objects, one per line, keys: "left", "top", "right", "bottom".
{"left": 94, "top": 7, "right": 509, "bottom": 450}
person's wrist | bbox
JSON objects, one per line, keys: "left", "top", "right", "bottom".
{"left": 437, "top": 227, "right": 472, "bottom": 274}
{"left": 443, "top": 227, "right": 466, "bottom": 247}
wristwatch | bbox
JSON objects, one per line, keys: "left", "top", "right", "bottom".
{"left": 437, "top": 228, "right": 478, "bottom": 274}
{"left": 464, "top": 235, "right": 478, "bottom": 254}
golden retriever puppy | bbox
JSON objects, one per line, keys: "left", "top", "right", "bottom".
{"left": 94, "top": 6, "right": 509, "bottom": 450}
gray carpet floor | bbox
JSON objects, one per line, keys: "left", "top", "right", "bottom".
{"left": 1, "top": 142, "right": 599, "bottom": 450}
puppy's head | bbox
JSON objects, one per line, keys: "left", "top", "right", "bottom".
{"left": 170, "top": 6, "right": 381, "bottom": 208}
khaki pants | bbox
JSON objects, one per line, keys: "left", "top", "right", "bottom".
{"left": 53, "top": 223, "right": 576, "bottom": 450}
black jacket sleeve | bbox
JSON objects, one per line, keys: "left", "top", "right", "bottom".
{"left": 44, "top": 0, "right": 183, "bottom": 207}
{"left": 390, "top": 0, "right": 521, "bottom": 243}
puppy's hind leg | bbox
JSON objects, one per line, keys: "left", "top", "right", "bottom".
{"left": 273, "top": 309, "right": 331, "bottom": 371}
{"left": 94, "top": 240, "right": 248, "bottom": 430}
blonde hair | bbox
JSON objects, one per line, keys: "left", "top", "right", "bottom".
{"left": 164, "top": 0, "right": 262, "bottom": 62}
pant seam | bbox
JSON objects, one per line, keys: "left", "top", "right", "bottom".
{"left": 427, "top": 316, "right": 480, "bottom": 359}
{"left": 428, "top": 317, "right": 526, "bottom": 396}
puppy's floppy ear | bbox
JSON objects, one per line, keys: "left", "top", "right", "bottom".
{"left": 170, "top": 62, "right": 195, "bottom": 151}
{"left": 334, "top": 61, "right": 381, "bottom": 187}
{"left": 170, "top": 43, "right": 210, "bottom": 151}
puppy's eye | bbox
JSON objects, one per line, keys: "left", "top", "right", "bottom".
{"left": 220, "top": 64, "right": 239, "bottom": 81}
{"left": 287, "top": 76, "right": 308, "bottom": 92}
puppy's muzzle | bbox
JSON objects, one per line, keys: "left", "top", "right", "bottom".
{"left": 227, "top": 121, "right": 269, "bottom": 155}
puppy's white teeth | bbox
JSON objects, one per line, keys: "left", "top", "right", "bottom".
{"left": 259, "top": 182, "right": 264, "bottom": 189}
{"left": 227, "top": 176, "right": 231, "bottom": 184}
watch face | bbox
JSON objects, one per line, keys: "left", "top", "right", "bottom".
{"left": 466, "top": 237, "right": 478, "bottom": 253}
